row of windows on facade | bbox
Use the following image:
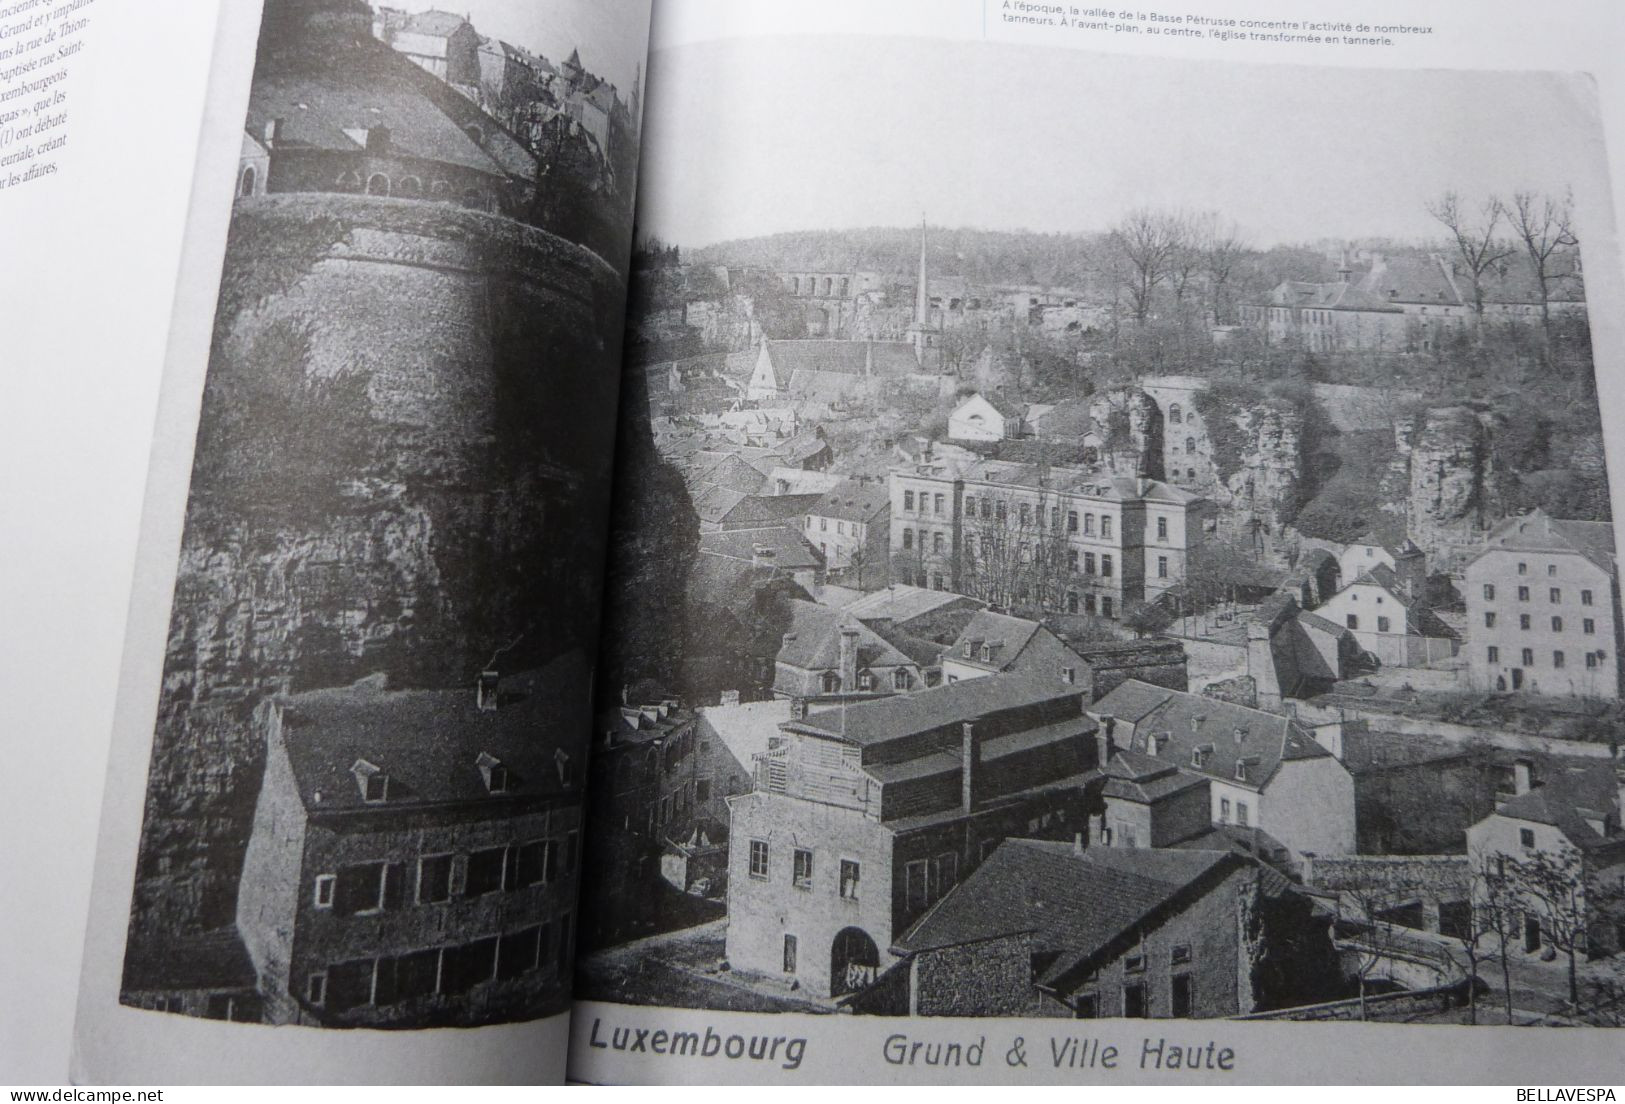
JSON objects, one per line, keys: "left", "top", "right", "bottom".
{"left": 808, "top": 516, "right": 866, "bottom": 538}
{"left": 239, "top": 165, "right": 491, "bottom": 207}
{"left": 905, "top": 491, "right": 1167, "bottom": 544}
{"left": 652, "top": 773, "right": 725, "bottom": 828}
{"left": 1484, "top": 646, "right": 1607, "bottom": 670}
{"left": 747, "top": 840, "right": 864, "bottom": 900}
{"left": 900, "top": 527, "right": 1136, "bottom": 579}
{"left": 607, "top": 729, "right": 701, "bottom": 790}
{"left": 818, "top": 668, "right": 913, "bottom": 694}
{"left": 1484, "top": 612, "right": 1600, "bottom": 634}
{"left": 1075, "top": 967, "right": 1197, "bottom": 1019}
{"left": 348, "top": 751, "right": 533, "bottom": 804}
{"left": 787, "top": 275, "right": 852, "bottom": 298}
{"left": 1482, "top": 584, "right": 1596, "bottom": 605}
{"left": 305, "top": 916, "right": 570, "bottom": 1014}
{"left": 310, "top": 835, "right": 578, "bottom": 915}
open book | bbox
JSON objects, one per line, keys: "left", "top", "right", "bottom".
{"left": 11, "top": 0, "right": 1625, "bottom": 1086}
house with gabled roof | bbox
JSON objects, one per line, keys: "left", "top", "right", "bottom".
{"left": 234, "top": 659, "right": 586, "bottom": 1026}
{"left": 948, "top": 391, "right": 1027, "bottom": 443}
{"left": 1466, "top": 758, "right": 1625, "bottom": 958}
{"left": 940, "top": 609, "right": 1087, "bottom": 690}
{"left": 1466, "top": 508, "right": 1623, "bottom": 699}
{"left": 872, "top": 839, "right": 1335, "bottom": 1018}
{"left": 1316, "top": 562, "right": 1459, "bottom": 668}
{"left": 802, "top": 481, "right": 891, "bottom": 588}
{"left": 773, "top": 600, "right": 924, "bottom": 700}
{"left": 1338, "top": 517, "right": 1427, "bottom": 603}
{"left": 1088, "top": 680, "right": 1355, "bottom": 863}
{"left": 746, "top": 339, "right": 921, "bottom": 405}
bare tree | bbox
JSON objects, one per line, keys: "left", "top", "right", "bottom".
{"left": 1328, "top": 862, "right": 1429, "bottom": 1021}
{"left": 1462, "top": 846, "right": 1520, "bottom": 1025}
{"left": 958, "top": 487, "right": 1075, "bottom": 616}
{"left": 1504, "top": 844, "right": 1590, "bottom": 1008}
{"left": 1426, "top": 191, "right": 1516, "bottom": 327}
{"left": 1109, "top": 209, "right": 1185, "bottom": 326}
{"left": 1196, "top": 213, "right": 1251, "bottom": 326}
{"left": 1508, "top": 189, "right": 1578, "bottom": 344}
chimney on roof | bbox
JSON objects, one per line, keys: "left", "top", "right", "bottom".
{"left": 365, "top": 125, "right": 391, "bottom": 154}
{"left": 1094, "top": 714, "right": 1115, "bottom": 767}
{"left": 264, "top": 118, "right": 284, "bottom": 146}
{"left": 790, "top": 697, "right": 809, "bottom": 722}
{"left": 1073, "top": 831, "right": 1086, "bottom": 856}
{"left": 838, "top": 625, "right": 860, "bottom": 692}
{"left": 962, "top": 719, "right": 985, "bottom": 812}
{"left": 1513, "top": 757, "right": 1535, "bottom": 796}
{"left": 476, "top": 670, "right": 500, "bottom": 712}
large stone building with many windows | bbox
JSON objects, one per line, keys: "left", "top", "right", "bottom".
{"left": 724, "top": 678, "right": 1100, "bottom": 998}
{"left": 234, "top": 667, "right": 583, "bottom": 1027}
{"left": 887, "top": 455, "right": 1210, "bottom": 619}
{"left": 1464, "top": 509, "right": 1622, "bottom": 700}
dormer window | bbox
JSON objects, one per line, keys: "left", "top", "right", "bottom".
{"left": 822, "top": 671, "right": 841, "bottom": 694}
{"left": 858, "top": 671, "right": 876, "bottom": 692}
{"left": 477, "top": 751, "right": 509, "bottom": 794}
{"left": 351, "top": 759, "right": 389, "bottom": 803}
{"left": 981, "top": 644, "right": 993, "bottom": 663}
{"left": 962, "top": 641, "right": 974, "bottom": 658}
{"left": 1235, "top": 761, "right": 1248, "bottom": 782}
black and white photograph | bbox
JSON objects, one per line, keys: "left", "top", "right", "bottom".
{"left": 575, "top": 34, "right": 1625, "bottom": 1030}
{"left": 116, "top": 0, "right": 646, "bottom": 1029}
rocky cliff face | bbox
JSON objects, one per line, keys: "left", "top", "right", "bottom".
{"left": 127, "top": 197, "right": 625, "bottom": 941}
{"left": 1401, "top": 406, "right": 1501, "bottom": 565}
{"left": 1216, "top": 405, "right": 1303, "bottom": 559}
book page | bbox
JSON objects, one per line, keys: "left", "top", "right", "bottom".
{"left": 570, "top": 0, "right": 1625, "bottom": 1085}
{"left": 70, "top": 0, "right": 648, "bottom": 1084}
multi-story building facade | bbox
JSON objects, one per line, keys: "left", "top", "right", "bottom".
{"left": 1241, "top": 251, "right": 1587, "bottom": 354}
{"left": 1466, "top": 759, "right": 1625, "bottom": 959}
{"left": 803, "top": 481, "right": 890, "bottom": 588}
{"left": 724, "top": 678, "right": 1100, "bottom": 998}
{"left": 1465, "top": 509, "right": 1623, "bottom": 699}
{"left": 1088, "top": 680, "right": 1357, "bottom": 864}
{"left": 235, "top": 669, "right": 582, "bottom": 1027}
{"left": 887, "top": 456, "right": 1209, "bottom": 619}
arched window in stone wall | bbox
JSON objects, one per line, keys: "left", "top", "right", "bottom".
{"left": 239, "top": 166, "right": 257, "bottom": 197}
{"left": 366, "top": 173, "right": 390, "bottom": 196}
{"left": 396, "top": 176, "right": 423, "bottom": 198}
{"left": 1186, "top": 437, "right": 1196, "bottom": 453}
{"left": 460, "top": 187, "right": 484, "bottom": 209}
{"left": 822, "top": 277, "right": 833, "bottom": 296}
{"left": 431, "top": 180, "right": 452, "bottom": 199}
{"left": 336, "top": 171, "right": 363, "bottom": 193}
{"left": 1169, "top": 403, "right": 1183, "bottom": 424}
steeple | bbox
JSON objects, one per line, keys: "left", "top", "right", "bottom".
{"left": 915, "top": 216, "right": 929, "bottom": 328}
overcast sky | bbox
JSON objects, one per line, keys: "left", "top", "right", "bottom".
{"left": 398, "top": 0, "right": 650, "bottom": 98}
{"left": 634, "top": 35, "right": 1613, "bottom": 250}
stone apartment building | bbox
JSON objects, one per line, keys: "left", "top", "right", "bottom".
{"left": 1241, "top": 251, "right": 1587, "bottom": 354}
{"left": 887, "top": 456, "right": 1209, "bottom": 619}
{"left": 1088, "top": 680, "right": 1357, "bottom": 864}
{"left": 803, "top": 481, "right": 890, "bottom": 588}
{"left": 1465, "top": 509, "right": 1623, "bottom": 699}
{"left": 234, "top": 668, "right": 582, "bottom": 1027}
{"left": 724, "top": 678, "right": 1100, "bottom": 998}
